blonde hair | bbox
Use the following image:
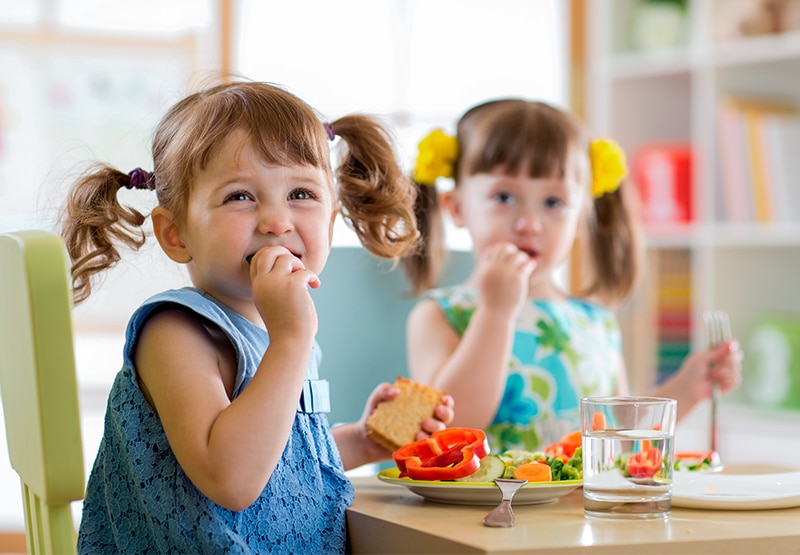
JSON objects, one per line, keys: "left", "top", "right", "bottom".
{"left": 403, "top": 98, "right": 642, "bottom": 306}
{"left": 63, "top": 80, "right": 418, "bottom": 304}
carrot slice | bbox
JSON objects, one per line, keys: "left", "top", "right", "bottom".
{"left": 513, "top": 462, "right": 552, "bottom": 482}
{"left": 591, "top": 412, "right": 606, "bottom": 431}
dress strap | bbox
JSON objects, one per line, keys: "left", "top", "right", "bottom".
{"left": 297, "top": 379, "right": 330, "bottom": 413}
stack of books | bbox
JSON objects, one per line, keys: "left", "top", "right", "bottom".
{"left": 716, "top": 96, "right": 800, "bottom": 223}
{"left": 655, "top": 249, "right": 692, "bottom": 382}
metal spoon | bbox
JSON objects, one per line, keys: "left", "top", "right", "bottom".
{"left": 482, "top": 479, "right": 527, "bottom": 528}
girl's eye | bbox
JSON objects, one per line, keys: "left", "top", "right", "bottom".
{"left": 224, "top": 190, "right": 253, "bottom": 202}
{"left": 493, "top": 192, "right": 514, "bottom": 205}
{"left": 545, "top": 196, "right": 564, "bottom": 209}
{"left": 289, "top": 188, "right": 315, "bottom": 201}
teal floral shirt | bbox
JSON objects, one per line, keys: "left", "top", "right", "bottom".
{"left": 428, "top": 287, "right": 621, "bottom": 453}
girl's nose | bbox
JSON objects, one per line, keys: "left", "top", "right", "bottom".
{"left": 257, "top": 205, "right": 293, "bottom": 235}
{"left": 513, "top": 211, "right": 543, "bottom": 234}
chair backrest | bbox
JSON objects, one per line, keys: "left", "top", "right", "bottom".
{"left": 0, "top": 230, "right": 84, "bottom": 555}
{"left": 313, "top": 246, "right": 473, "bottom": 425}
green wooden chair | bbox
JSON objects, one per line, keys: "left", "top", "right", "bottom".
{"left": 0, "top": 230, "right": 84, "bottom": 555}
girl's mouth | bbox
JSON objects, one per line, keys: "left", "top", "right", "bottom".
{"left": 245, "top": 250, "right": 302, "bottom": 264}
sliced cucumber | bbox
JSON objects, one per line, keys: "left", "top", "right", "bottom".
{"left": 455, "top": 455, "right": 506, "bottom": 482}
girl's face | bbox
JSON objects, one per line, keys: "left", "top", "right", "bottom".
{"left": 171, "top": 130, "right": 336, "bottom": 316}
{"left": 444, "top": 166, "right": 587, "bottom": 297}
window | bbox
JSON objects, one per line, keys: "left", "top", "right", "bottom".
{"left": 234, "top": 0, "right": 567, "bottom": 248}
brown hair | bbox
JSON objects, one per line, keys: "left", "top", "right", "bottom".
{"left": 62, "top": 80, "right": 418, "bottom": 304}
{"left": 403, "top": 98, "right": 642, "bottom": 306}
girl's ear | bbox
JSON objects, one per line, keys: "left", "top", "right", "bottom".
{"left": 152, "top": 206, "right": 191, "bottom": 263}
{"left": 439, "top": 189, "right": 466, "bottom": 227}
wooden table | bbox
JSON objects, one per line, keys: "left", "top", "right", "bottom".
{"left": 346, "top": 468, "right": 800, "bottom": 554}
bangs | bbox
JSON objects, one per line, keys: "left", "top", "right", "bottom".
{"left": 458, "top": 100, "right": 581, "bottom": 180}
{"left": 163, "top": 82, "right": 331, "bottom": 183}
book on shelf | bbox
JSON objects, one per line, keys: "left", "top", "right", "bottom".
{"left": 743, "top": 107, "right": 773, "bottom": 222}
{"left": 716, "top": 101, "right": 752, "bottom": 222}
{"left": 716, "top": 96, "right": 800, "bottom": 223}
{"left": 632, "top": 144, "right": 693, "bottom": 224}
{"left": 763, "top": 112, "right": 800, "bottom": 223}
{"left": 654, "top": 249, "right": 691, "bottom": 383}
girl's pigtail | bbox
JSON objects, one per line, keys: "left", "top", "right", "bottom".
{"left": 583, "top": 183, "right": 643, "bottom": 306}
{"left": 402, "top": 182, "right": 445, "bottom": 297}
{"left": 61, "top": 164, "right": 153, "bottom": 305}
{"left": 581, "top": 138, "right": 644, "bottom": 306}
{"left": 330, "top": 115, "right": 419, "bottom": 260}
{"left": 402, "top": 129, "right": 458, "bottom": 296}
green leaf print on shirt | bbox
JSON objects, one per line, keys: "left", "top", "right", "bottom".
{"left": 448, "top": 304, "right": 474, "bottom": 336}
{"left": 487, "top": 422, "right": 542, "bottom": 453}
{"left": 529, "top": 373, "right": 551, "bottom": 401}
{"left": 537, "top": 319, "right": 580, "bottom": 368}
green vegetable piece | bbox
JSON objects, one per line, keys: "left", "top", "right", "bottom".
{"left": 455, "top": 455, "right": 506, "bottom": 482}
{"left": 567, "top": 446, "right": 582, "bottom": 469}
{"left": 548, "top": 458, "right": 564, "bottom": 481}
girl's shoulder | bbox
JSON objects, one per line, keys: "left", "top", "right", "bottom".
{"left": 421, "top": 284, "right": 478, "bottom": 337}
{"left": 563, "top": 297, "right": 614, "bottom": 317}
{"left": 424, "top": 284, "right": 478, "bottom": 306}
{"left": 532, "top": 296, "right": 618, "bottom": 326}
{"left": 131, "top": 287, "right": 255, "bottom": 331}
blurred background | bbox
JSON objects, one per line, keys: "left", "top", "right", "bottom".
{"left": 3, "top": 0, "right": 800, "bottom": 546}
{"left": 0, "top": 0, "right": 566, "bottom": 539}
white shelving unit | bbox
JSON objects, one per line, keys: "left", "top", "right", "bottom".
{"left": 585, "top": 0, "right": 800, "bottom": 425}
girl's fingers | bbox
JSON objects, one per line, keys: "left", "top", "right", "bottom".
{"left": 709, "top": 340, "right": 743, "bottom": 391}
{"left": 419, "top": 417, "right": 446, "bottom": 435}
{"left": 251, "top": 247, "right": 316, "bottom": 285}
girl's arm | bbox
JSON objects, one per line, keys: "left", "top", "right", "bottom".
{"left": 406, "top": 299, "right": 512, "bottom": 429}
{"left": 136, "top": 248, "right": 318, "bottom": 512}
{"left": 407, "top": 243, "right": 534, "bottom": 429}
{"left": 332, "top": 383, "right": 455, "bottom": 470}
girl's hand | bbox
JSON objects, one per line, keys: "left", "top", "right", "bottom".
{"left": 249, "top": 246, "right": 321, "bottom": 340}
{"left": 474, "top": 242, "right": 536, "bottom": 315}
{"left": 681, "top": 340, "right": 743, "bottom": 400}
{"left": 706, "top": 340, "right": 743, "bottom": 394}
{"left": 356, "top": 383, "right": 456, "bottom": 459}
{"left": 415, "top": 393, "right": 455, "bottom": 440}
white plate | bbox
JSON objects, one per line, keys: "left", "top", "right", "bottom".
{"left": 377, "top": 468, "right": 581, "bottom": 506}
{"left": 672, "top": 470, "right": 800, "bottom": 510}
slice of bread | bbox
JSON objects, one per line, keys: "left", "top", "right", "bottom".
{"left": 366, "top": 376, "right": 445, "bottom": 452}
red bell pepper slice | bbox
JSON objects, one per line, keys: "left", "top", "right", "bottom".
{"left": 627, "top": 446, "right": 663, "bottom": 478}
{"left": 544, "top": 430, "right": 582, "bottom": 462}
{"left": 392, "top": 427, "right": 489, "bottom": 481}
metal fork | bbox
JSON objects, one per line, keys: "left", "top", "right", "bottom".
{"left": 482, "top": 479, "right": 527, "bottom": 528}
{"left": 703, "top": 310, "right": 732, "bottom": 458}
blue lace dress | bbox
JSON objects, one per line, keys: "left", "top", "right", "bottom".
{"left": 78, "top": 287, "right": 354, "bottom": 554}
{"left": 428, "top": 286, "right": 622, "bottom": 453}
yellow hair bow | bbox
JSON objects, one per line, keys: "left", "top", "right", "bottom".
{"left": 414, "top": 129, "right": 458, "bottom": 187}
{"left": 589, "top": 138, "right": 628, "bottom": 198}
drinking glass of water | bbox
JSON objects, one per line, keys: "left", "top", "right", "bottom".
{"left": 581, "top": 396, "right": 677, "bottom": 520}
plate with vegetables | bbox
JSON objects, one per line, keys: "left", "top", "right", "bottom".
{"left": 378, "top": 427, "right": 582, "bottom": 505}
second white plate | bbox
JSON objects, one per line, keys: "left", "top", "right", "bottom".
{"left": 377, "top": 468, "right": 581, "bottom": 506}
{"left": 672, "top": 470, "right": 800, "bottom": 510}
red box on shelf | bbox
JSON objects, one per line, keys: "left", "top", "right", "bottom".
{"left": 632, "top": 144, "right": 693, "bottom": 224}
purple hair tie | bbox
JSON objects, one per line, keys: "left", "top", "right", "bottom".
{"left": 323, "top": 122, "right": 335, "bottom": 141}
{"left": 127, "top": 168, "right": 154, "bottom": 190}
